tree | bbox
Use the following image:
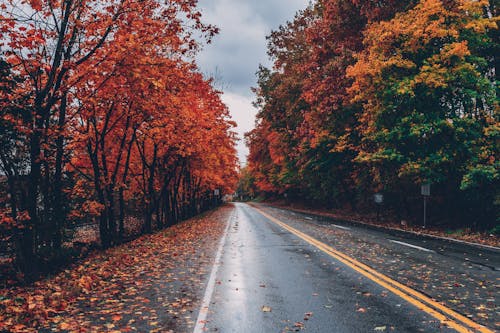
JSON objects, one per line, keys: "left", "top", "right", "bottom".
{"left": 1, "top": 0, "right": 236, "bottom": 279}
{"left": 347, "top": 0, "right": 498, "bottom": 226}
{"left": 246, "top": 0, "right": 498, "bottom": 229}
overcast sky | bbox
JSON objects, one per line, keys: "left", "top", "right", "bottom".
{"left": 196, "top": 0, "right": 310, "bottom": 165}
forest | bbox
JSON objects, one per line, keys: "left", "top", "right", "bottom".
{"left": 245, "top": 0, "right": 499, "bottom": 231}
{"left": 0, "top": 0, "right": 238, "bottom": 281}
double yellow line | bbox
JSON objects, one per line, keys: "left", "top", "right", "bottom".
{"left": 252, "top": 206, "right": 493, "bottom": 333}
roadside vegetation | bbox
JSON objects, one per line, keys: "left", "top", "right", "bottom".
{"left": 244, "top": 0, "right": 499, "bottom": 233}
{"left": 0, "top": 0, "right": 238, "bottom": 283}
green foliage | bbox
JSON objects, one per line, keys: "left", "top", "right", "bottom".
{"left": 246, "top": 0, "right": 499, "bottom": 230}
{"left": 236, "top": 166, "right": 257, "bottom": 200}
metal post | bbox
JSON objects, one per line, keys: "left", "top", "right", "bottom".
{"left": 423, "top": 196, "right": 427, "bottom": 228}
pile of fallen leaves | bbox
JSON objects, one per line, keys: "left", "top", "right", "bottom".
{"left": 0, "top": 205, "right": 232, "bottom": 332}
{"left": 262, "top": 202, "right": 499, "bottom": 248}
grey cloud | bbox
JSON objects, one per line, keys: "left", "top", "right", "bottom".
{"left": 196, "top": 0, "right": 309, "bottom": 163}
{"left": 197, "top": 0, "right": 309, "bottom": 96}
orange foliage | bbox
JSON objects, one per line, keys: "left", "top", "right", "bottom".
{"left": 0, "top": 0, "right": 237, "bottom": 251}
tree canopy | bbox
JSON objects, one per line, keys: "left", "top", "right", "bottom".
{"left": 246, "top": 0, "right": 498, "bottom": 230}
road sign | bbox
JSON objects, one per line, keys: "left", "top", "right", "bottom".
{"left": 374, "top": 193, "right": 384, "bottom": 204}
{"left": 214, "top": 189, "right": 220, "bottom": 196}
{"left": 421, "top": 183, "right": 430, "bottom": 228}
{"left": 421, "top": 184, "right": 430, "bottom": 196}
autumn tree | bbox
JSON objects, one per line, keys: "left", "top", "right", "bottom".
{"left": 248, "top": 8, "right": 315, "bottom": 200}
{"left": 235, "top": 166, "right": 257, "bottom": 201}
{"left": 296, "top": 0, "right": 418, "bottom": 207}
{"left": 1, "top": 0, "right": 237, "bottom": 279}
{"left": 248, "top": 0, "right": 415, "bottom": 206}
{"left": 348, "top": 0, "right": 498, "bottom": 226}
{"left": 247, "top": 0, "right": 498, "bottom": 229}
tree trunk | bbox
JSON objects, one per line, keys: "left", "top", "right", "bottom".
{"left": 52, "top": 93, "right": 67, "bottom": 250}
{"left": 24, "top": 125, "right": 42, "bottom": 280}
{"left": 118, "top": 188, "right": 125, "bottom": 240}
{"left": 144, "top": 144, "right": 157, "bottom": 234}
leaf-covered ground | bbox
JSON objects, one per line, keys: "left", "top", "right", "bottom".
{"left": 0, "top": 205, "right": 233, "bottom": 333}
{"left": 263, "top": 201, "right": 499, "bottom": 248}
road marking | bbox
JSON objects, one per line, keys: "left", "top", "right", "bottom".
{"left": 389, "top": 240, "right": 435, "bottom": 253}
{"left": 331, "top": 224, "right": 351, "bottom": 231}
{"left": 193, "top": 212, "right": 234, "bottom": 333}
{"left": 251, "top": 205, "right": 493, "bottom": 333}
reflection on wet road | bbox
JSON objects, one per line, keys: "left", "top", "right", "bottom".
{"left": 196, "top": 203, "right": 494, "bottom": 332}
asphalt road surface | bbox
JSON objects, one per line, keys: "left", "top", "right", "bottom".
{"left": 194, "top": 203, "right": 498, "bottom": 333}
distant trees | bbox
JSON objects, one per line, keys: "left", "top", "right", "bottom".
{"left": 235, "top": 166, "right": 257, "bottom": 201}
{"left": 247, "top": 0, "right": 498, "bottom": 230}
{"left": 0, "top": 0, "right": 237, "bottom": 280}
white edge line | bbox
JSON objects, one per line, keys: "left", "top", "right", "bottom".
{"left": 424, "top": 235, "right": 500, "bottom": 252}
{"left": 193, "top": 212, "right": 233, "bottom": 333}
{"left": 331, "top": 224, "right": 351, "bottom": 231}
{"left": 389, "top": 239, "right": 435, "bottom": 253}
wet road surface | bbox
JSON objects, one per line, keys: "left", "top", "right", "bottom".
{"left": 196, "top": 203, "right": 497, "bottom": 332}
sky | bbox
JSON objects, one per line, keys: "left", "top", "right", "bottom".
{"left": 196, "top": 0, "right": 310, "bottom": 165}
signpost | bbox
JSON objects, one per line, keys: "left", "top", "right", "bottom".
{"left": 374, "top": 193, "right": 383, "bottom": 220}
{"left": 421, "top": 184, "right": 430, "bottom": 228}
{"left": 214, "top": 189, "right": 220, "bottom": 207}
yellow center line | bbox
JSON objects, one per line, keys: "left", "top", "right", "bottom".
{"left": 251, "top": 205, "right": 493, "bottom": 333}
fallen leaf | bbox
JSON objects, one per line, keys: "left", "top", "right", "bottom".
{"left": 294, "top": 321, "right": 305, "bottom": 328}
{"left": 261, "top": 305, "right": 272, "bottom": 312}
{"left": 59, "top": 322, "right": 72, "bottom": 330}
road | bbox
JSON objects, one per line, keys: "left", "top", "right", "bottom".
{"left": 194, "top": 203, "right": 498, "bottom": 333}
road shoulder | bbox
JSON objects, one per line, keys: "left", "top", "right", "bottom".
{"left": 252, "top": 202, "right": 499, "bottom": 250}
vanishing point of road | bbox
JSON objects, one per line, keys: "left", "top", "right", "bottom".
{"left": 194, "top": 203, "right": 498, "bottom": 333}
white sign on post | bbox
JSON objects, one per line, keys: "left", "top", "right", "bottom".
{"left": 214, "top": 189, "right": 220, "bottom": 196}
{"left": 421, "top": 184, "right": 431, "bottom": 196}
{"left": 421, "top": 183, "right": 430, "bottom": 228}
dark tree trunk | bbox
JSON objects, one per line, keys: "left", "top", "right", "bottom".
{"left": 24, "top": 122, "right": 42, "bottom": 280}
{"left": 52, "top": 93, "right": 67, "bottom": 250}
{"left": 144, "top": 144, "right": 157, "bottom": 234}
{"left": 118, "top": 188, "right": 125, "bottom": 240}
{"left": 106, "top": 187, "right": 116, "bottom": 245}
{"left": 118, "top": 127, "right": 136, "bottom": 241}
